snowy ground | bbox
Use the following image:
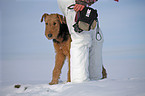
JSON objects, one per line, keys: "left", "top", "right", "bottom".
{"left": 1, "top": 46, "right": 145, "bottom": 96}
{"left": 1, "top": 78, "right": 145, "bottom": 96}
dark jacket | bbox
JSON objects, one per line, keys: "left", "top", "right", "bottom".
{"left": 75, "top": 0, "right": 98, "bottom": 6}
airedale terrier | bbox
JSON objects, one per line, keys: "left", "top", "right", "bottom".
{"left": 41, "top": 13, "right": 107, "bottom": 85}
{"left": 41, "top": 13, "right": 71, "bottom": 85}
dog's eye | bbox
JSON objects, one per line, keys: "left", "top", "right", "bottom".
{"left": 46, "top": 23, "right": 48, "bottom": 25}
{"left": 53, "top": 22, "right": 56, "bottom": 25}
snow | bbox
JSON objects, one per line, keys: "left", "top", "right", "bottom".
{"left": 1, "top": 47, "right": 145, "bottom": 96}
{"left": 1, "top": 78, "right": 145, "bottom": 96}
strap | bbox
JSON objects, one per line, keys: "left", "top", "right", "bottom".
{"left": 68, "top": 4, "right": 80, "bottom": 22}
{"left": 68, "top": 4, "right": 75, "bottom": 9}
{"left": 96, "top": 18, "right": 102, "bottom": 41}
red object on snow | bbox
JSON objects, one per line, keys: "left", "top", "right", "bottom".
{"left": 114, "top": 0, "right": 119, "bottom": 2}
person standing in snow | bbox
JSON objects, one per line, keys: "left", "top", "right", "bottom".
{"left": 57, "top": 0, "right": 105, "bottom": 83}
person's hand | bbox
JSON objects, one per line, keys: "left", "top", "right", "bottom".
{"left": 74, "top": 4, "right": 85, "bottom": 12}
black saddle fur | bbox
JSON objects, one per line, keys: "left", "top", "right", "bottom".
{"left": 53, "top": 23, "right": 70, "bottom": 43}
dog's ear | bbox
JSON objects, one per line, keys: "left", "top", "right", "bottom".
{"left": 57, "top": 14, "right": 66, "bottom": 24}
{"left": 41, "top": 13, "right": 49, "bottom": 22}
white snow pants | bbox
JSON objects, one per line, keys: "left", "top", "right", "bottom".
{"left": 57, "top": 0, "right": 104, "bottom": 83}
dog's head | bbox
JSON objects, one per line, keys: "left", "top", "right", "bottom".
{"left": 41, "top": 13, "right": 66, "bottom": 40}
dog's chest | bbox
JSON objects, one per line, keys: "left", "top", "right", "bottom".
{"left": 53, "top": 36, "right": 71, "bottom": 57}
{"left": 54, "top": 38, "right": 70, "bottom": 56}
{"left": 58, "top": 42, "right": 69, "bottom": 55}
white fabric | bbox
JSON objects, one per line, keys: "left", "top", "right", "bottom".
{"left": 57, "top": 0, "right": 104, "bottom": 83}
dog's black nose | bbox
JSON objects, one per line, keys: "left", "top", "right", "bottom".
{"left": 48, "top": 34, "right": 52, "bottom": 38}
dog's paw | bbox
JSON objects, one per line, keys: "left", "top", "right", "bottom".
{"left": 49, "top": 81, "right": 58, "bottom": 85}
{"left": 67, "top": 79, "right": 71, "bottom": 82}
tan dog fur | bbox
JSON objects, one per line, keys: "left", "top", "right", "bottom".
{"left": 41, "top": 13, "right": 107, "bottom": 85}
{"left": 41, "top": 13, "right": 71, "bottom": 85}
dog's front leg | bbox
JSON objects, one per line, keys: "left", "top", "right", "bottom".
{"left": 67, "top": 54, "right": 71, "bottom": 82}
{"left": 49, "top": 53, "right": 66, "bottom": 85}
